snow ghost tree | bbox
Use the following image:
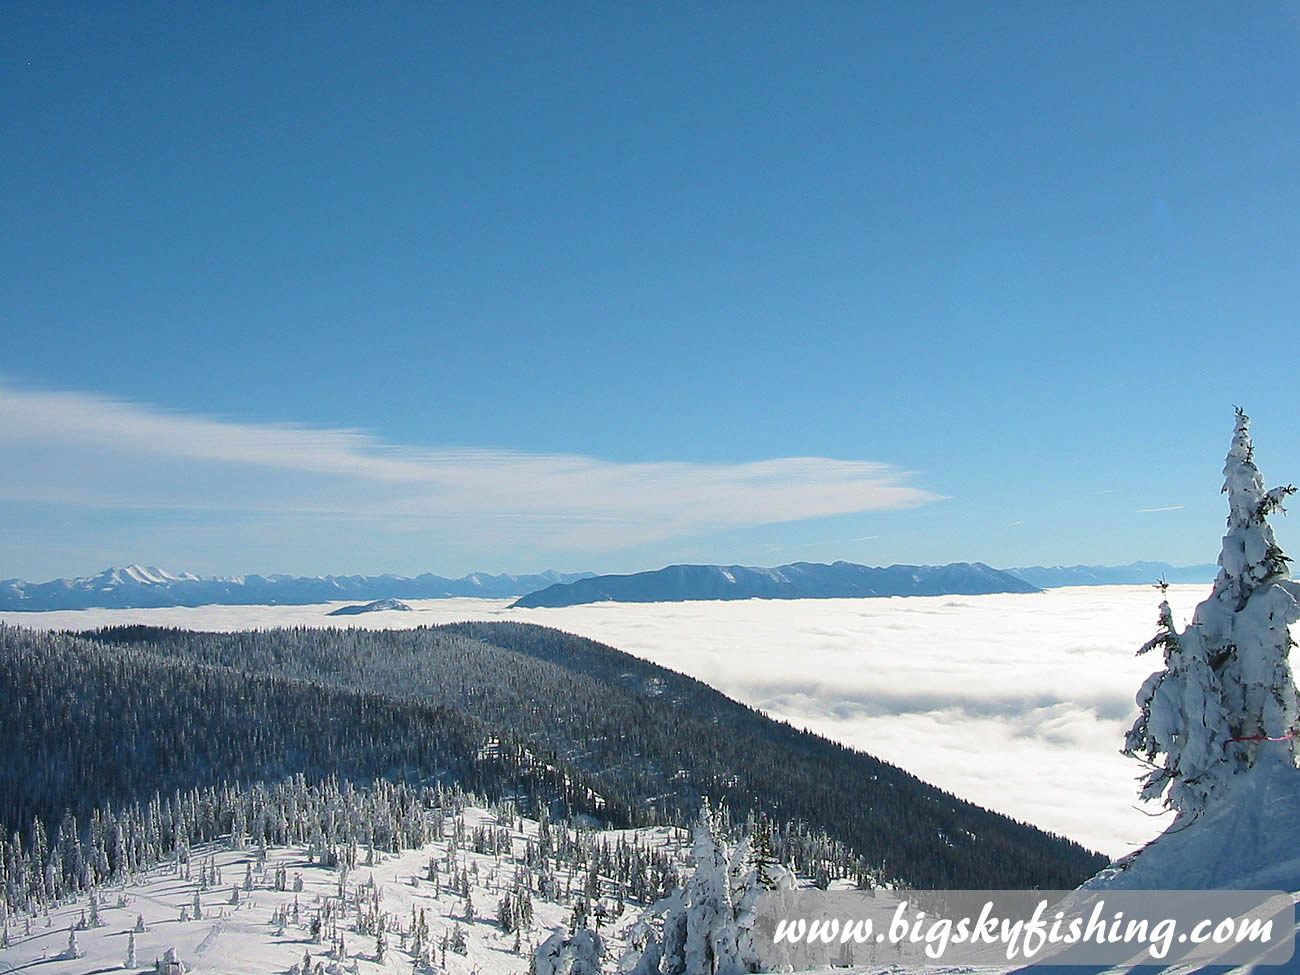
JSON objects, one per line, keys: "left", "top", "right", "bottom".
{"left": 652, "top": 803, "right": 765, "bottom": 975}
{"left": 1125, "top": 408, "right": 1300, "bottom": 814}
{"left": 64, "top": 925, "right": 83, "bottom": 960}
{"left": 534, "top": 927, "right": 603, "bottom": 975}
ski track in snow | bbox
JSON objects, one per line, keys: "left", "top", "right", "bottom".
{"left": 193, "top": 921, "right": 223, "bottom": 955}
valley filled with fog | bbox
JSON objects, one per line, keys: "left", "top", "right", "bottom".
{"left": 2, "top": 584, "right": 1212, "bottom": 858}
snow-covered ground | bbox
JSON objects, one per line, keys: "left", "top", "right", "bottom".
{"left": 8, "top": 790, "right": 1295, "bottom": 975}
{"left": 0, "top": 807, "right": 689, "bottom": 975}
{"left": 0, "top": 586, "right": 1204, "bottom": 858}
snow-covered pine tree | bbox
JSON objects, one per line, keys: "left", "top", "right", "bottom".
{"left": 450, "top": 922, "right": 468, "bottom": 955}
{"left": 64, "top": 924, "right": 82, "bottom": 959}
{"left": 1122, "top": 594, "right": 1228, "bottom": 812}
{"left": 230, "top": 805, "right": 245, "bottom": 850}
{"left": 127, "top": 929, "right": 138, "bottom": 968}
{"left": 535, "top": 928, "right": 604, "bottom": 975}
{"left": 1124, "top": 408, "right": 1300, "bottom": 815}
{"left": 498, "top": 890, "right": 516, "bottom": 932}
{"left": 655, "top": 803, "right": 761, "bottom": 975}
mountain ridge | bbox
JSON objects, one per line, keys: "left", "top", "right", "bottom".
{"left": 0, "top": 564, "right": 595, "bottom": 612}
{"left": 0, "top": 559, "right": 1223, "bottom": 613}
{"left": 61, "top": 620, "right": 1106, "bottom": 888}
{"left": 510, "top": 559, "right": 1038, "bottom": 608}
{"left": 1005, "top": 560, "right": 1218, "bottom": 588}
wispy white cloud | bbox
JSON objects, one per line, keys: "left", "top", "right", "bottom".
{"left": 1136, "top": 505, "right": 1184, "bottom": 513}
{"left": 0, "top": 382, "right": 943, "bottom": 559}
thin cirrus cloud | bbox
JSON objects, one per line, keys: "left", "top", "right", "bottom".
{"left": 0, "top": 382, "right": 943, "bottom": 554}
{"left": 1136, "top": 505, "right": 1185, "bottom": 513}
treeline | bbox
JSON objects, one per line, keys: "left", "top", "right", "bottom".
{"left": 0, "top": 768, "right": 694, "bottom": 921}
{"left": 70, "top": 621, "right": 1108, "bottom": 888}
{"left": 0, "top": 774, "right": 462, "bottom": 913}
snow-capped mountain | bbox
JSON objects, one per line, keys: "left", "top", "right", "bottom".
{"left": 510, "top": 560, "right": 1038, "bottom": 608}
{"left": 0, "top": 566, "right": 594, "bottom": 612}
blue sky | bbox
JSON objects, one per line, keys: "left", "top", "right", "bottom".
{"left": 3, "top": 2, "right": 1299, "bottom": 580}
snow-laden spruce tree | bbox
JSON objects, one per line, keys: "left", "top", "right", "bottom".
{"left": 1124, "top": 408, "right": 1300, "bottom": 814}
{"left": 646, "top": 803, "right": 778, "bottom": 975}
{"left": 535, "top": 928, "right": 604, "bottom": 975}
{"left": 63, "top": 925, "right": 83, "bottom": 960}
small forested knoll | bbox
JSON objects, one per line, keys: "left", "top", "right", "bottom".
{"left": 72, "top": 622, "right": 1107, "bottom": 888}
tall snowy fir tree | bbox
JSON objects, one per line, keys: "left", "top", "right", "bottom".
{"left": 63, "top": 925, "right": 82, "bottom": 960}
{"left": 654, "top": 804, "right": 763, "bottom": 975}
{"left": 1125, "top": 408, "right": 1300, "bottom": 815}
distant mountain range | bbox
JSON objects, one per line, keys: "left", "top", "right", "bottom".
{"left": 1005, "top": 561, "right": 1218, "bottom": 588}
{"left": 0, "top": 559, "right": 1221, "bottom": 613}
{"left": 0, "top": 565, "right": 595, "bottom": 612}
{"left": 510, "top": 560, "right": 1038, "bottom": 608}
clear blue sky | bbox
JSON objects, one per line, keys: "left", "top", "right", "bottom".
{"left": 3, "top": 2, "right": 1299, "bottom": 580}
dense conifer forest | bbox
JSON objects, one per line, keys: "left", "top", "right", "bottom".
{"left": 0, "top": 620, "right": 1106, "bottom": 912}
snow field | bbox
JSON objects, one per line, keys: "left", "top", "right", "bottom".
{"left": 0, "top": 807, "right": 690, "bottom": 975}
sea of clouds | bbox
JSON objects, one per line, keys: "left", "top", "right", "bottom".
{"left": 3, "top": 584, "right": 1217, "bottom": 858}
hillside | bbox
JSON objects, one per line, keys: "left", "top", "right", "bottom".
{"left": 0, "top": 626, "right": 596, "bottom": 835}
{"left": 1085, "top": 756, "right": 1300, "bottom": 892}
{"left": 37, "top": 621, "right": 1106, "bottom": 889}
{"left": 0, "top": 784, "right": 693, "bottom": 975}
{"left": 511, "top": 560, "right": 1037, "bottom": 608}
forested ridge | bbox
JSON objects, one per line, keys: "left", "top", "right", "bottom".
{"left": 0, "top": 626, "right": 613, "bottom": 835}
{"left": 4, "top": 621, "right": 1105, "bottom": 897}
